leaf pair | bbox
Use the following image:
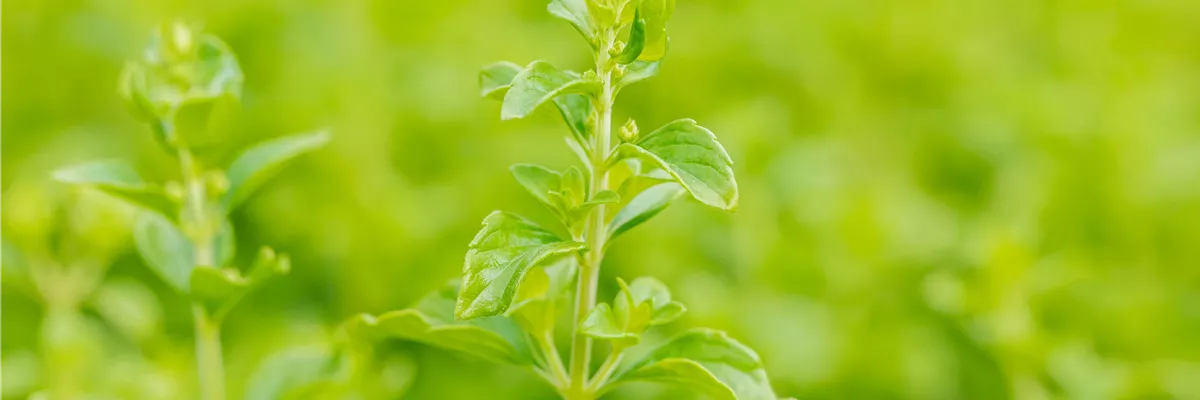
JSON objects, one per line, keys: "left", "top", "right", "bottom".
{"left": 580, "top": 277, "right": 685, "bottom": 346}
{"left": 611, "top": 329, "right": 779, "bottom": 400}
{"left": 190, "top": 247, "right": 291, "bottom": 321}
{"left": 613, "top": 119, "right": 739, "bottom": 211}
{"left": 510, "top": 164, "right": 620, "bottom": 233}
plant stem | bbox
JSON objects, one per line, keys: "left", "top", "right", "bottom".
{"left": 567, "top": 27, "right": 616, "bottom": 400}
{"left": 585, "top": 347, "right": 625, "bottom": 392}
{"left": 192, "top": 304, "right": 225, "bottom": 400}
{"left": 177, "top": 145, "right": 224, "bottom": 400}
{"left": 540, "top": 331, "right": 571, "bottom": 388}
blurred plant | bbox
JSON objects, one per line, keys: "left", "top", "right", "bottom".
{"left": 2, "top": 182, "right": 183, "bottom": 399}
{"left": 52, "top": 23, "right": 329, "bottom": 400}
{"left": 352, "top": 1, "right": 787, "bottom": 399}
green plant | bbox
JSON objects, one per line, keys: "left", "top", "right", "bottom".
{"left": 353, "top": 1, "right": 786, "bottom": 399}
{"left": 53, "top": 23, "right": 329, "bottom": 400}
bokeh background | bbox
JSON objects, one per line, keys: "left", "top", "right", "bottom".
{"left": 5, "top": 0, "right": 1200, "bottom": 399}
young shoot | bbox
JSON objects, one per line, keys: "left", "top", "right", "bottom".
{"left": 353, "top": 1, "right": 788, "bottom": 399}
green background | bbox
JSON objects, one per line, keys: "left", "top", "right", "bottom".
{"left": 4, "top": 0, "right": 1200, "bottom": 398}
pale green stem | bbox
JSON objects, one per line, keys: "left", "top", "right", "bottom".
{"left": 567, "top": 27, "right": 617, "bottom": 400}
{"left": 177, "top": 145, "right": 224, "bottom": 400}
{"left": 192, "top": 304, "right": 225, "bottom": 400}
{"left": 539, "top": 331, "right": 571, "bottom": 389}
{"left": 585, "top": 347, "right": 625, "bottom": 392}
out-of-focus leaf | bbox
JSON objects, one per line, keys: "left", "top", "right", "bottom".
{"left": 480, "top": 61, "right": 523, "bottom": 100}
{"left": 608, "top": 182, "right": 684, "bottom": 239}
{"left": 174, "top": 93, "right": 238, "bottom": 149}
{"left": 52, "top": 160, "right": 177, "bottom": 220}
{"left": 613, "top": 277, "right": 685, "bottom": 328}
{"left": 190, "top": 247, "right": 290, "bottom": 320}
{"left": 612, "top": 329, "right": 777, "bottom": 400}
{"left": 615, "top": 9, "right": 646, "bottom": 64}
{"left": 245, "top": 346, "right": 346, "bottom": 400}
{"left": 501, "top": 61, "right": 599, "bottom": 121}
{"left": 90, "top": 278, "right": 162, "bottom": 342}
{"left": 614, "top": 119, "right": 738, "bottom": 211}
{"left": 548, "top": 0, "right": 595, "bottom": 43}
{"left": 133, "top": 212, "right": 194, "bottom": 292}
{"left": 222, "top": 130, "right": 330, "bottom": 210}
{"left": 456, "top": 211, "right": 585, "bottom": 320}
{"left": 637, "top": 0, "right": 675, "bottom": 61}
{"left": 352, "top": 283, "right": 533, "bottom": 365}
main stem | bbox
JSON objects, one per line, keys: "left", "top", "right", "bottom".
{"left": 178, "top": 146, "right": 225, "bottom": 400}
{"left": 567, "top": 30, "right": 616, "bottom": 400}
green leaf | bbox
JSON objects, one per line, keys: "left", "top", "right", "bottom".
{"left": 501, "top": 61, "right": 599, "bottom": 121}
{"left": 614, "top": 119, "right": 738, "bottom": 211}
{"left": 617, "top": 60, "right": 661, "bottom": 90}
{"left": 615, "top": 9, "right": 646, "bottom": 64}
{"left": 133, "top": 212, "right": 194, "bottom": 292}
{"left": 510, "top": 164, "right": 562, "bottom": 210}
{"left": 548, "top": 0, "right": 595, "bottom": 42}
{"left": 353, "top": 283, "right": 532, "bottom": 365}
{"left": 480, "top": 61, "right": 523, "bottom": 100}
{"left": 613, "top": 329, "right": 777, "bottom": 400}
{"left": 246, "top": 347, "right": 346, "bottom": 400}
{"left": 223, "top": 130, "right": 330, "bottom": 210}
{"left": 637, "top": 0, "right": 675, "bottom": 61}
{"left": 580, "top": 303, "right": 640, "bottom": 346}
{"left": 53, "top": 160, "right": 177, "bottom": 220}
{"left": 174, "top": 92, "right": 238, "bottom": 149}
{"left": 456, "top": 211, "right": 586, "bottom": 320}
{"left": 554, "top": 94, "right": 594, "bottom": 149}
{"left": 570, "top": 190, "right": 621, "bottom": 221}
{"left": 608, "top": 182, "right": 684, "bottom": 239}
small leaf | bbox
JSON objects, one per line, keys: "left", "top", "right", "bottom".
{"left": 548, "top": 0, "right": 595, "bottom": 42}
{"left": 554, "top": 94, "right": 594, "bottom": 148}
{"left": 570, "top": 190, "right": 621, "bottom": 221}
{"left": 615, "top": 10, "right": 646, "bottom": 64}
{"left": 612, "top": 277, "right": 681, "bottom": 332}
{"left": 580, "top": 303, "right": 639, "bottom": 346}
{"left": 608, "top": 183, "right": 684, "bottom": 239}
{"left": 480, "top": 61, "right": 523, "bottom": 100}
{"left": 456, "top": 211, "right": 586, "bottom": 320}
{"left": 174, "top": 92, "right": 238, "bottom": 149}
{"left": 613, "top": 329, "right": 778, "bottom": 400}
{"left": 510, "top": 164, "right": 562, "bottom": 209}
{"left": 354, "top": 284, "right": 532, "bottom": 365}
{"left": 507, "top": 258, "right": 575, "bottom": 334}
{"left": 53, "top": 160, "right": 177, "bottom": 220}
{"left": 617, "top": 60, "right": 661, "bottom": 90}
{"left": 133, "top": 212, "right": 194, "bottom": 292}
{"left": 191, "top": 247, "right": 290, "bottom": 320}
{"left": 615, "top": 119, "right": 738, "bottom": 211}
{"left": 637, "top": 0, "right": 675, "bottom": 61}
{"left": 223, "top": 130, "right": 330, "bottom": 210}
{"left": 501, "top": 61, "right": 599, "bottom": 121}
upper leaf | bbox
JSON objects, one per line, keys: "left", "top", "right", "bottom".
{"left": 615, "top": 9, "right": 646, "bottom": 64}
{"left": 637, "top": 0, "right": 675, "bottom": 61}
{"left": 501, "top": 61, "right": 599, "bottom": 121}
{"left": 353, "top": 282, "right": 533, "bottom": 365}
{"left": 52, "top": 160, "right": 177, "bottom": 220}
{"left": 548, "top": 0, "right": 596, "bottom": 43}
{"left": 613, "top": 329, "right": 777, "bottom": 400}
{"left": 510, "top": 164, "right": 563, "bottom": 210}
{"left": 614, "top": 119, "right": 738, "bottom": 211}
{"left": 479, "top": 62, "right": 524, "bottom": 100}
{"left": 222, "top": 130, "right": 331, "bottom": 210}
{"left": 456, "top": 211, "right": 586, "bottom": 320}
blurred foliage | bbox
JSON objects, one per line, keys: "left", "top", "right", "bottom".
{"left": 4, "top": 0, "right": 1200, "bottom": 399}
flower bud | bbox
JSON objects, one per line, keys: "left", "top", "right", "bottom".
{"left": 619, "top": 118, "right": 639, "bottom": 142}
